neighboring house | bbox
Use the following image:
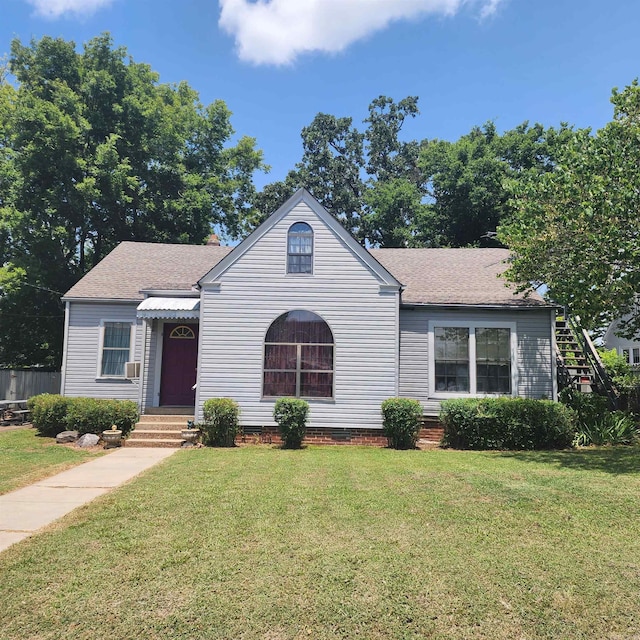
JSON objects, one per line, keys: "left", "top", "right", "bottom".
{"left": 603, "top": 317, "right": 640, "bottom": 367}
{"left": 60, "top": 189, "right": 557, "bottom": 436}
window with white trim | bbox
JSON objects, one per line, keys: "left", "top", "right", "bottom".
{"left": 430, "top": 322, "right": 516, "bottom": 397}
{"left": 287, "top": 222, "right": 313, "bottom": 274}
{"left": 434, "top": 327, "right": 469, "bottom": 392}
{"left": 621, "top": 347, "right": 640, "bottom": 366}
{"left": 99, "top": 322, "right": 133, "bottom": 377}
{"left": 475, "top": 327, "right": 512, "bottom": 393}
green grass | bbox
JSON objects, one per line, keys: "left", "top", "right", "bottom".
{"left": 0, "top": 428, "right": 105, "bottom": 495}
{"left": 1, "top": 445, "right": 640, "bottom": 639}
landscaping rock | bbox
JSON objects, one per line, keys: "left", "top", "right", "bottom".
{"left": 56, "top": 430, "right": 79, "bottom": 444}
{"left": 76, "top": 433, "right": 100, "bottom": 448}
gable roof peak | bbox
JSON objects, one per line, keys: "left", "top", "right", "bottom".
{"left": 198, "top": 187, "right": 400, "bottom": 288}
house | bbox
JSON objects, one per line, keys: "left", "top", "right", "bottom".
{"left": 60, "top": 189, "right": 557, "bottom": 441}
{"left": 603, "top": 316, "right": 640, "bottom": 367}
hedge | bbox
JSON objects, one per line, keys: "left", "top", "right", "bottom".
{"left": 28, "top": 394, "right": 138, "bottom": 437}
{"left": 27, "top": 394, "right": 72, "bottom": 437}
{"left": 439, "top": 397, "right": 575, "bottom": 450}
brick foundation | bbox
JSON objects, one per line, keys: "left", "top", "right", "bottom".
{"left": 237, "top": 423, "right": 444, "bottom": 447}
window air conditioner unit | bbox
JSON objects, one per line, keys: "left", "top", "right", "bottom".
{"left": 125, "top": 362, "right": 141, "bottom": 379}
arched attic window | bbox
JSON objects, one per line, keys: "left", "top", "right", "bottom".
{"left": 287, "top": 222, "right": 313, "bottom": 274}
{"left": 263, "top": 310, "right": 333, "bottom": 398}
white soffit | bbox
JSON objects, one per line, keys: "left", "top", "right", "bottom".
{"left": 136, "top": 297, "right": 200, "bottom": 319}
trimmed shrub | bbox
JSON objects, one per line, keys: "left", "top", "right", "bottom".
{"left": 64, "top": 397, "right": 138, "bottom": 436}
{"left": 28, "top": 394, "right": 72, "bottom": 437}
{"left": 202, "top": 398, "right": 240, "bottom": 446}
{"left": 273, "top": 398, "right": 309, "bottom": 449}
{"left": 440, "top": 397, "right": 575, "bottom": 450}
{"left": 28, "top": 395, "right": 138, "bottom": 437}
{"left": 103, "top": 399, "right": 138, "bottom": 436}
{"left": 381, "top": 397, "right": 423, "bottom": 449}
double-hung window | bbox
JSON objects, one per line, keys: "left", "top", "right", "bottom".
{"left": 99, "top": 322, "right": 133, "bottom": 377}
{"left": 475, "top": 327, "right": 512, "bottom": 393}
{"left": 430, "top": 322, "right": 516, "bottom": 396}
{"left": 434, "top": 327, "right": 469, "bottom": 392}
{"left": 622, "top": 347, "right": 640, "bottom": 366}
{"left": 287, "top": 222, "right": 313, "bottom": 274}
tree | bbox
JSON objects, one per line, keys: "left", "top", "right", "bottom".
{"left": 257, "top": 98, "right": 567, "bottom": 249}
{"left": 255, "top": 96, "right": 427, "bottom": 246}
{"left": 0, "top": 34, "right": 265, "bottom": 367}
{"left": 418, "top": 122, "right": 570, "bottom": 247}
{"left": 498, "top": 80, "right": 640, "bottom": 336}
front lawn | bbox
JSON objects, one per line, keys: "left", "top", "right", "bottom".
{"left": 1, "top": 446, "right": 639, "bottom": 639}
{"left": 0, "top": 428, "right": 105, "bottom": 495}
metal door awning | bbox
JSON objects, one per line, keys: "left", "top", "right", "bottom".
{"left": 136, "top": 297, "right": 200, "bottom": 319}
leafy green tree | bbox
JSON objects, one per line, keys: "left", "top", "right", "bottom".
{"left": 499, "top": 80, "right": 640, "bottom": 336}
{"left": 258, "top": 98, "right": 566, "bottom": 249}
{"left": 0, "top": 34, "right": 265, "bottom": 367}
{"left": 418, "top": 122, "right": 570, "bottom": 247}
{"left": 255, "top": 96, "right": 425, "bottom": 245}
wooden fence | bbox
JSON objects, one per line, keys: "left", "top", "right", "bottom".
{"left": 0, "top": 370, "right": 61, "bottom": 401}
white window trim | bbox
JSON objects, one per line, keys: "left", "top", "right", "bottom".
{"left": 620, "top": 346, "right": 640, "bottom": 366}
{"left": 428, "top": 320, "right": 518, "bottom": 399}
{"left": 96, "top": 320, "right": 135, "bottom": 380}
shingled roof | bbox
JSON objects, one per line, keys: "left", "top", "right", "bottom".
{"left": 369, "top": 247, "right": 548, "bottom": 307}
{"left": 63, "top": 242, "right": 234, "bottom": 300}
{"left": 64, "top": 241, "right": 547, "bottom": 307}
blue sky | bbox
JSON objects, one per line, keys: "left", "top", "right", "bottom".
{"left": 2, "top": 0, "right": 639, "bottom": 189}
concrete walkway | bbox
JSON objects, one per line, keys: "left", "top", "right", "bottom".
{"left": 0, "top": 447, "right": 177, "bottom": 553}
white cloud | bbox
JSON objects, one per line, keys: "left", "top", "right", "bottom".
{"left": 26, "top": 0, "right": 115, "bottom": 19}
{"left": 219, "top": 0, "right": 503, "bottom": 66}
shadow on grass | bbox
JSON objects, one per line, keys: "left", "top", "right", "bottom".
{"left": 498, "top": 446, "right": 640, "bottom": 475}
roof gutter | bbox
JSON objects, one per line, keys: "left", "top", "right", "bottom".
{"left": 61, "top": 297, "right": 142, "bottom": 304}
{"left": 400, "top": 302, "right": 558, "bottom": 311}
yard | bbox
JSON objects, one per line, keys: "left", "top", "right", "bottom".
{"left": 1, "top": 445, "right": 639, "bottom": 639}
{"left": 0, "top": 427, "right": 104, "bottom": 495}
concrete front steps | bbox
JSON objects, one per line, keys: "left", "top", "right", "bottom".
{"left": 127, "top": 408, "right": 194, "bottom": 448}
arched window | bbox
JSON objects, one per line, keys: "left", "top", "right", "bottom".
{"left": 169, "top": 325, "right": 196, "bottom": 339}
{"left": 263, "top": 310, "right": 333, "bottom": 398}
{"left": 287, "top": 222, "right": 313, "bottom": 274}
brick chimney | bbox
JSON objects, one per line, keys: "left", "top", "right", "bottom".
{"left": 206, "top": 233, "right": 221, "bottom": 246}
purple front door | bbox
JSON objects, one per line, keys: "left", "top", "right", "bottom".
{"left": 159, "top": 323, "right": 199, "bottom": 406}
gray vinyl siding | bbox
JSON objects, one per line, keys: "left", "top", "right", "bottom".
{"left": 399, "top": 307, "right": 554, "bottom": 415}
{"left": 604, "top": 317, "right": 640, "bottom": 362}
{"left": 62, "top": 301, "right": 141, "bottom": 401}
{"left": 141, "top": 319, "right": 158, "bottom": 411}
{"left": 196, "top": 201, "right": 399, "bottom": 429}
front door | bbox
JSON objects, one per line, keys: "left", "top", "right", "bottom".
{"left": 159, "top": 323, "right": 199, "bottom": 406}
